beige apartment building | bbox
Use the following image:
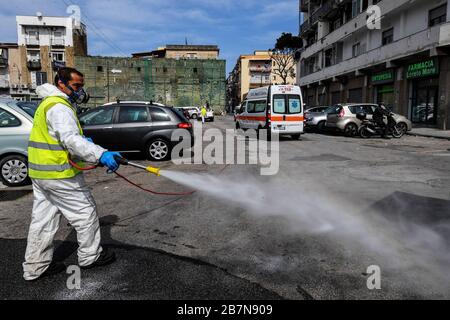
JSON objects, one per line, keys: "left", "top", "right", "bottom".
{"left": 227, "top": 50, "right": 296, "bottom": 110}
{"left": 10, "top": 14, "right": 88, "bottom": 100}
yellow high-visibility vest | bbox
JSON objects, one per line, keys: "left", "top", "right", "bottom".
{"left": 28, "top": 96, "right": 83, "bottom": 179}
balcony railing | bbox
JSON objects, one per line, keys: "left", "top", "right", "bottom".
{"left": 299, "top": 22, "right": 450, "bottom": 86}
{"left": 52, "top": 60, "right": 66, "bottom": 70}
{"left": 27, "top": 60, "right": 41, "bottom": 70}
{"left": 51, "top": 38, "right": 65, "bottom": 46}
{"left": 25, "top": 37, "right": 40, "bottom": 46}
{"left": 249, "top": 66, "right": 272, "bottom": 72}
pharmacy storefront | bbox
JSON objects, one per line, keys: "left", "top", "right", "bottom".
{"left": 371, "top": 70, "right": 395, "bottom": 111}
{"left": 407, "top": 58, "right": 439, "bottom": 126}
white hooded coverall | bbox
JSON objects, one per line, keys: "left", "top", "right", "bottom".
{"left": 23, "top": 84, "right": 107, "bottom": 281}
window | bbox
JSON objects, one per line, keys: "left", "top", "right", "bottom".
{"left": 288, "top": 95, "right": 302, "bottom": 114}
{"left": 352, "top": 43, "right": 361, "bottom": 58}
{"left": 247, "top": 100, "right": 266, "bottom": 113}
{"left": 273, "top": 95, "right": 286, "bottom": 113}
{"left": 352, "top": 0, "right": 361, "bottom": 18}
{"left": 97, "top": 66, "right": 103, "bottom": 72}
{"left": 79, "top": 108, "right": 114, "bottom": 125}
{"left": 429, "top": 4, "right": 447, "bottom": 27}
{"left": 27, "top": 50, "right": 40, "bottom": 62}
{"left": 382, "top": 28, "right": 394, "bottom": 46}
{"left": 36, "top": 72, "right": 47, "bottom": 86}
{"left": 118, "top": 106, "right": 149, "bottom": 123}
{"left": 149, "top": 107, "right": 171, "bottom": 122}
{"left": 193, "top": 67, "right": 198, "bottom": 73}
{"left": 51, "top": 51, "right": 65, "bottom": 62}
{"left": 0, "top": 108, "right": 21, "bottom": 127}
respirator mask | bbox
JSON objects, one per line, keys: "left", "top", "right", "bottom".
{"left": 65, "top": 82, "right": 90, "bottom": 105}
{"left": 56, "top": 70, "right": 90, "bottom": 105}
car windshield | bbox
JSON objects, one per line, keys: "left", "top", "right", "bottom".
{"left": 10, "top": 101, "right": 38, "bottom": 117}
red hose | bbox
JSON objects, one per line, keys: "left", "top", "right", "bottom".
{"left": 68, "top": 159, "right": 195, "bottom": 196}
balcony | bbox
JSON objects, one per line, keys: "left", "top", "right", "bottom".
{"left": 298, "top": 22, "right": 450, "bottom": 86}
{"left": 27, "top": 60, "right": 41, "bottom": 70}
{"left": 0, "top": 57, "right": 7, "bottom": 67}
{"left": 300, "top": 0, "right": 414, "bottom": 60}
{"left": 249, "top": 66, "right": 272, "bottom": 72}
{"left": 52, "top": 60, "right": 66, "bottom": 70}
{"left": 51, "top": 38, "right": 65, "bottom": 46}
{"left": 25, "top": 37, "right": 40, "bottom": 46}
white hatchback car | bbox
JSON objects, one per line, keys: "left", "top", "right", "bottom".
{"left": 0, "top": 99, "right": 37, "bottom": 186}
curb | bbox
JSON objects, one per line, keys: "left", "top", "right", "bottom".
{"left": 406, "top": 132, "right": 450, "bottom": 141}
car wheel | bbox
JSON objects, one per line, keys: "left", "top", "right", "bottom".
{"left": 0, "top": 155, "right": 30, "bottom": 187}
{"left": 146, "top": 138, "right": 171, "bottom": 161}
{"left": 191, "top": 114, "right": 198, "bottom": 119}
{"left": 344, "top": 123, "right": 358, "bottom": 137}
{"left": 317, "top": 121, "right": 326, "bottom": 132}
{"left": 395, "top": 122, "right": 407, "bottom": 137}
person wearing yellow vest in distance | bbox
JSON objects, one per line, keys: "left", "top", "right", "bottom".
{"left": 201, "top": 106, "right": 207, "bottom": 123}
{"left": 23, "top": 67, "right": 121, "bottom": 281}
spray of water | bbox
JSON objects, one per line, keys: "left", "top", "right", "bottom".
{"left": 160, "top": 170, "right": 450, "bottom": 294}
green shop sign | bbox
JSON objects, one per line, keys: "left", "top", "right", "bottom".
{"left": 406, "top": 58, "right": 439, "bottom": 79}
{"left": 371, "top": 70, "right": 394, "bottom": 84}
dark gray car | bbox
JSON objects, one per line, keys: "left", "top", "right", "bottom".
{"left": 79, "top": 101, "right": 194, "bottom": 161}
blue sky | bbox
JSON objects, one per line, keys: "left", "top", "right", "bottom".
{"left": 0, "top": 0, "right": 300, "bottom": 75}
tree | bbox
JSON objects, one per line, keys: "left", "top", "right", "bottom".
{"left": 270, "top": 33, "right": 303, "bottom": 84}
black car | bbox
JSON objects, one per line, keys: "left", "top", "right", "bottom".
{"left": 79, "top": 102, "right": 193, "bottom": 161}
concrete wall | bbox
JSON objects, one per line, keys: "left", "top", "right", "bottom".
{"left": 74, "top": 56, "right": 226, "bottom": 111}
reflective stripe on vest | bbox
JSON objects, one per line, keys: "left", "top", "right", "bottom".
{"left": 28, "top": 96, "right": 83, "bottom": 180}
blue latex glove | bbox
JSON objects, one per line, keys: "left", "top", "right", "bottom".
{"left": 99, "top": 151, "right": 121, "bottom": 172}
{"left": 84, "top": 137, "right": 93, "bottom": 143}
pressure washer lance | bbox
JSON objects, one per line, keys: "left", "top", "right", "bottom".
{"left": 113, "top": 155, "right": 161, "bottom": 176}
{"left": 69, "top": 155, "right": 195, "bottom": 196}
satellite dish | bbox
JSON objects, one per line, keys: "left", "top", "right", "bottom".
{"left": 36, "top": 12, "right": 43, "bottom": 18}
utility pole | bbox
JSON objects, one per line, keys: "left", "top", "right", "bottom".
{"left": 106, "top": 60, "right": 110, "bottom": 102}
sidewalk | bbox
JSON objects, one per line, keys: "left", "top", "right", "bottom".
{"left": 406, "top": 127, "right": 450, "bottom": 140}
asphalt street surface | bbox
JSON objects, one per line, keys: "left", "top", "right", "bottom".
{"left": 1, "top": 116, "right": 450, "bottom": 299}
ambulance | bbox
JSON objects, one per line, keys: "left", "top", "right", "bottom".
{"left": 235, "top": 85, "right": 304, "bottom": 139}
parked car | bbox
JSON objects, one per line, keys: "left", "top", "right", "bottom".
{"left": 79, "top": 101, "right": 193, "bottom": 161}
{"left": 0, "top": 99, "right": 38, "bottom": 187}
{"left": 176, "top": 106, "right": 200, "bottom": 119}
{"left": 326, "top": 103, "right": 412, "bottom": 137}
{"left": 304, "top": 106, "right": 330, "bottom": 131}
{"left": 197, "top": 108, "right": 215, "bottom": 122}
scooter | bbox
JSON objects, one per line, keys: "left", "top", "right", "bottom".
{"left": 357, "top": 112, "right": 405, "bottom": 139}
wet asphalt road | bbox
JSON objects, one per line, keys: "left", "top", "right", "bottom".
{"left": 1, "top": 116, "right": 450, "bottom": 299}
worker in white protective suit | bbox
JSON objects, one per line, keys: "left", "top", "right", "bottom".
{"left": 23, "top": 67, "right": 121, "bottom": 281}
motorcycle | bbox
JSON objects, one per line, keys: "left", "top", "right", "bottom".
{"left": 357, "top": 112, "right": 405, "bottom": 138}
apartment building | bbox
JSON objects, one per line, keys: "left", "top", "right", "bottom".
{"left": 0, "top": 43, "right": 21, "bottom": 96}
{"left": 227, "top": 50, "right": 297, "bottom": 109}
{"left": 298, "top": 0, "right": 450, "bottom": 129}
{"left": 13, "top": 13, "right": 87, "bottom": 100}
